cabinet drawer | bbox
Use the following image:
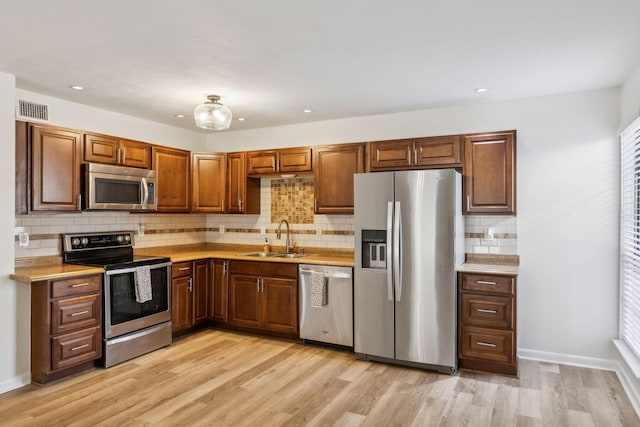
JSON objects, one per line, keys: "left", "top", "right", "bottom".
{"left": 460, "top": 273, "right": 514, "bottom": 295}
{"left": 460, "top": 326, "right": 513, "bottom": 364}
{"left": 51, "top": 326, "right": 102, "bottom": 371}
{"left": 51, "top": 294, "right": 101, "bottom": 335}
{"left": 51, "top": 275, "right": 102, "bottom": 298}
{"left": 172, "top": 262, "right": 193, "bottom": 278}
{"left": 461, "top": 293, "right": 512, "bottom": 329}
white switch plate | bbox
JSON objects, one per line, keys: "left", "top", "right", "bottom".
{"left": 484, "top": 227, "right": 494, "bottom": 241}
{"left": 219, "top": 224, "right": 225, "bottom": 234}
{"left": 260, "top": 226, "right": 266, "bottom": 235}
{"left": 19, "top": 232, "right": 29, "bottom": 247}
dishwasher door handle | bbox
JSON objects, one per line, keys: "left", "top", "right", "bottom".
{"left": 299, "top": 269, "right": 352, "bottom": 279}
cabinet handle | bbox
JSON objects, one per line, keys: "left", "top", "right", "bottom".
{"left": 178, "top": 267, "right": 190, "bottom": 271}
{"left": 314, "top": 198, "right": 317, "bottom": 213}
{"left": 122, "top": 147, "right": 127, "bottom": 164}
{"left": 466, "top": 195, "right": 470, "bottom": 211}
{"left": 71, "top": 344, "right": 89, "bottom": 352}
{"left": 71, "top": 282, "right": 90, "bottom": 288}
{"left": 477, "top": 308, "right": 497, "bottom": 314}
{"left": 476, "top": 280, "right": 497, "bottom": 286}
{"left": 239, "top": 198, "right": 243, "bottom": 212}
{"left": 188, "top": 278, "right": 193, "bottom": 292}
{"left": 272, "top": 158, "right": 276, "bottom": 171}
{"left": 277, "top": 157, "right": 280, "bottom": 171}
{"left": 261, "top": 278, "right": 264, "bottom": 293}
{"left": 413, "top": 148, "right": 418, "bottom": 165}
{"left": 117, "top": 148, "right": 121, "bottom": 164}
{"left": 222, "top": 261, "right": 227, "bottom": 275}
{"left": 256, "top": 278, "right": 260, "bottom": 293}
{"left": 70, "top": 310, "right": 90, "bottom": 317}
{"left": 76, "top": 194, "right": 82, "bottom": 210}
{"left": 222, "top": 199, "right": 225, "bottom": 213}
{"left": 477, "top": 341, "right": 497, "bottom": 348}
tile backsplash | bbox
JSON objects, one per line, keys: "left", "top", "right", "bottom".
{"left": 14, "top": 178, "right": 516, "bottom": 258}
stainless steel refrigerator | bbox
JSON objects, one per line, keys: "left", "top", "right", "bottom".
{"left": 354, "top": 169, "right": 463, "bottom": 374}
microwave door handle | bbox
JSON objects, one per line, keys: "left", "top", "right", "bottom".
{"left": 141, "top": 177, "right": 149, "bottom": 209}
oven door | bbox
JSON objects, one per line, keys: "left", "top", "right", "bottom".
{"left": 104, "top": 262, "right": 171, "bottom": 339}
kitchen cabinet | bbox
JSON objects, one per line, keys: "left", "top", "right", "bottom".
{"left": 193, "top": 259, "right": 210, "bottom": 326}
{"left": 152, "top": 145, "right": 191, "bottom": 213}
{"left": 172, "top": 260, "right": 210, "bottom": 334}
{"left": 246, "top": 147, "right": 312, "bottom": 176}
{"left": 226, "top": 152, "right": 260, "bottom": 214}
{"left": 209, "top": 259, "right": 229, "bottom": 325}
{"left": 228, "top": 260, "right": 298, "bottom": 337}
{"left": 31, "top": 274, "right": 102, "bottom": 383}
{"left": 367, "top": 135, "right": 462, "bottom": 171}
{"left": 192, "top": 152, "right": 226, "bottom": 213}
{"left": 84, "top": 133, "right": 151, "bottom": 169}
{"left": 463, "top": 130, "right": 516, "bottom": 215}
{"left": 28, "top": 123, "right": 83, "bottom": 212}
{"left": 458, "top": 272, "right": 518, "bottom": 376}
{"left": 313, "top": 143, "right": 364, "bottom": 214}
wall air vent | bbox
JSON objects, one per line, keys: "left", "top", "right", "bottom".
{"left": 16, "top": 99, "right": 49, "bottom": 123}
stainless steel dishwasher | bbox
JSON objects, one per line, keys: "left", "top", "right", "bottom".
{"left": 299, "top": 264, "right": 353, "bottom": 348}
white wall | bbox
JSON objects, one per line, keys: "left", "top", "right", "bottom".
{"left": 0, "top": 72, "right": 30, "bottom": 392}
{"left": 621, "top": 61, "right": 640, "bottom": 130}
{"left": 209, "top": 88, "right": 622, "bottom": 361}
{"left": 16, "top": 90, "right": 207, "bottom": 152}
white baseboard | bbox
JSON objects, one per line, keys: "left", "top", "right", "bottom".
{"left": 519, "top": 347, "right": 640, "bottom": 417}
{"left": 0, "top": 372, "right": 30, "bottom": 395}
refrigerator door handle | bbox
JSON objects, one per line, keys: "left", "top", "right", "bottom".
{"left": 394, "top": 201, "right": 402, "bottom": 301}
{"left": 386, "top": 201, "right": 394, "bottom": 301}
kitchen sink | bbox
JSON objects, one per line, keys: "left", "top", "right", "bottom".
{"left": 274, "top": 253, "right": 311, "bottom": 258}
{"left": 242, "top": 252, "right": 281, "bottom": 257}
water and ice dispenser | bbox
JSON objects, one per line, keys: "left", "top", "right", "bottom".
{"left": 361, "top": 230, "right": 387, "bottom": 269}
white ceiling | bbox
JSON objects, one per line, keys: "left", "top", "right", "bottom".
{"left": 2, "top": 0, "right": 640, "bottom": 132}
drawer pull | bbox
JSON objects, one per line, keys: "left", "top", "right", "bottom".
{"left": 71, "top": 344, "right": 89, "bottom": 351}
{"left": 70, "top": 310, "right": 90, "bottom": 317}
{"left": 476, "top": 280, "right": 497, "bottom": 285}
{"left": 178, "top": 267, "right": 190, "bottom": 271}
{"left": 477, "top": 341, "right": 497, "bottom": 348}
{"left": 477, "top": 308, "right": 497, "bottom": 314}
{"left": 71, "top": 282, "right": 90, "bottom": 288}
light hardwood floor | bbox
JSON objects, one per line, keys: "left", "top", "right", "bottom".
{"left": 1, "top": 328, "right": 638, "bottom": 426}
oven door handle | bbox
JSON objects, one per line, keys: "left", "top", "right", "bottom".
{"left": 105, "top": 261, "right": 173, "bottom": 275}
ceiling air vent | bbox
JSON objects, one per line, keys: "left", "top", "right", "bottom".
{"left": 16, "top": 99, "right": 49, "bottom": 123}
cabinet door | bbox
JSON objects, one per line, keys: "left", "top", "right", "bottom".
{"left": 247, "top": 150, "right": 278, "bottom": 175}
{"left": 192, "top": 153, "right": 226, "bottom": 213}
{"left": 366, "top": 139, "right": 414, "bottom": 171}
{"left": 313, "top": 143, "right": 364, "bottom": 214}
{"left": 193, "top": 260, "right": 210, "bottom": 326}
{"left": 229, "top": 274, "right": 261, "bottom": 329}
{"left": 172, "top": 276, "right": 193, "bottom": 333}
{"left": 153, "top": 146, "right": 191, "bottom": 212}
{"left": 119, "top": 139, "right": 151, "bottom": 169}
{"left": 279, "top": 147, "right": 312, "bottom": 173}
{"left": 262, "top": 277, "right": 298, "bottom": 335}
{"left": 31, "top": 124, "right": 82, "bottom": 211}
{"left": 210, "top": 259, "right": 229, "bottom": 323}
{"left": 227, "top": 152, "right": 260, "bottom": 214}
{"left": 464, "top": 131, "right": 516, "bottom": 214}
{"left": 414, "top": 135, "right": 462, "bottom": 168}
{"left": 83, "top": 133, "right": 119, "bottom": 165}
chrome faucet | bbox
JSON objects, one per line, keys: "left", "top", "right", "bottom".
{"left": 277, "top": 219, "right": 294, "bottom": 254}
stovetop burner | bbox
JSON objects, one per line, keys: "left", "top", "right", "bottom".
{"left": 62, "top": 231, "right": 170, "bottom": 270}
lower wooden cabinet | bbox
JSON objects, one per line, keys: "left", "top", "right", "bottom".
{"left": 210, "top": 259, "right": 229, "bottom": 325}
{"left": 228, "top": 260, "right": 298, "bottom": 337}
{"left": 458, "top": 272, "right": 518, "bottom": 376}
{"left": 31, "top": 274, "right": 103, "bottom": 383}
{"left": 171, "top": 259, "right": 210, "bottom": 335}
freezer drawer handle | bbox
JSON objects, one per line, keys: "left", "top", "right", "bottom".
{"left": 299, "top": 269, "right": 351, "bottom": 279}
{"left": 476, "top": 341, "right": 497, "bottom": 348}
{"left": 476, "top": 308, "right": 497, "bottom": 314}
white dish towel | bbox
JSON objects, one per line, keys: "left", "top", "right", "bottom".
{"left": 134, "top": 265, "right": 153, "bottom": 303}
{"left": 310, "top": 271, "right": 328, "bottom": 308}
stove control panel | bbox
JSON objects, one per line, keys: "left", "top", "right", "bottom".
{"left": 63, "top": 231, "right": 134, "bottom": 252}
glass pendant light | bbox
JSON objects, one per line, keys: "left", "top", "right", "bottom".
{"left": 194, "top": 95, "right": 232, "bottom": 130}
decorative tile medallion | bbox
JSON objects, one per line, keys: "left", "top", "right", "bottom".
{"left": 271, "top": 178, "right": 314, "bottom": 224}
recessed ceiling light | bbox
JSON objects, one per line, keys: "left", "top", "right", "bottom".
{"left": 69, "top": 85, "right": 84, "bottom": 91}
{"left": 303, "top": 109, "right": 313, "bottom": 113}
{"left": 237, "top": 117, "right": 246, "bottom": 121}
{"left": 174, "top": 114, "right": 185, "bottom": 118}
{"left": 475, "top": 88, "right": 488, "bottom": 93}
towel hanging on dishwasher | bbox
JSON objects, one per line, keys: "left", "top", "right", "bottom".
{"left": 310, "top": 271, "right": 328, "bottom": 307}
{"left": 134, "top": 265, "right": 153, "bottom": 303}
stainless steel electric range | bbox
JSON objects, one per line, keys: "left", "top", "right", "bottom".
{"left": 63, "top": 231, "right": 172, "bottom": 367}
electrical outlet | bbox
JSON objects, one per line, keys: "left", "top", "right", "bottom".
{"left": 219, "top": 224, "right": 225, "bottom": 234}
{"left": 138, "top": 224, "right": 145, "bottom": 236}
{"left": 260, "top": 226, "right": 266, "bottom": 235}
{"left": 19, "top": 232, "right": 29, "bottom": 247}
{"left": 484, "top": 227, "right": 494, "bottom": 241}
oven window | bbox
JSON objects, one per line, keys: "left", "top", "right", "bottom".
{"left": 95, "top": 178, "right": 141, "bottom": 204}
{"left": 109, "top": 267, "right": 169, "bottom": 325}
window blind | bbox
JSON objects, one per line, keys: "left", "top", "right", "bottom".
{"left": 620, "top": 116, "right": 640, "bottom": 360}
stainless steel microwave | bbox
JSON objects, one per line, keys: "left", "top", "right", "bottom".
{"left": 82, "top": 163, "right": 157, "bottom": 211}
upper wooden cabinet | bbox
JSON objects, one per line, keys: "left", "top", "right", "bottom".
{"left": 367, "top": 135, "right": 462, "bottom": 171}
{"left": 83, "top": 133, "right": 151, "bottom": 169}
{"left": 226, "top": 152, "right": 260, "bottom": 214}
{"left": 246, "top": 147, "right": 312, "bottom": 176}
{"left": 192, "top": 152, "right": 226, "bottom": 213}
{"left": 152, "top": 146, "right": 191, "bottom": 213}
{"left": 463, "top": 131, "right": 516, "bottom": 215}
{"left": 313, "top": 143, "right": 364, "bottom": 214}
{"left": 29, "top": 124, "right": 83, "bottom": 212}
